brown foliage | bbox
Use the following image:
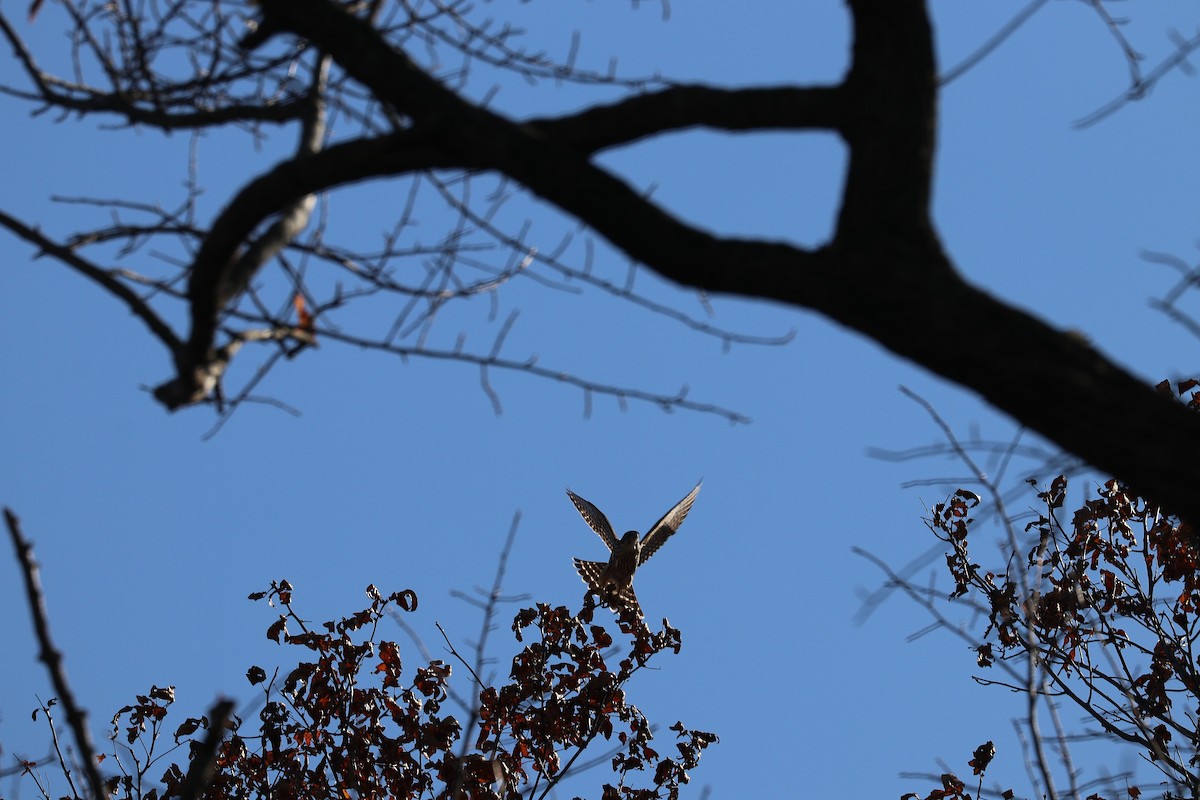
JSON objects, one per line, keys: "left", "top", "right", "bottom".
{"left": 910, "top": 383, "right": 1200, "bottom": 797}
{"left": 74, "top": 580, "right": 715, "bottom": 800}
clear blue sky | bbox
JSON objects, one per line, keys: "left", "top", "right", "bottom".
{"left": 2, "top": 2, "right": 1198, "bottom": 797}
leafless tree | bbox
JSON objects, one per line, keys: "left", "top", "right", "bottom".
{"left": 3, "top": 1, "right": 1200, "bottom": 518}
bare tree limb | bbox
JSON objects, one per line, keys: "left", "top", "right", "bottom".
{"left": 0, "top": 9, "right": 306, "bottom": 130}
{"left": 5, "top": 508, "right": 105, "bottom": 800}
{"left": 0, "top": 208, "right": 182, "bottom": 355}
{"left": 245, "top": 0, "right": 1200, "bottom": 524}
{"left": 1076, "top": 25, "right": 1200, "bottom": 127}
{"left": 526, "top": 83, "right": 848, "bottom": 152}
{"left": 939, "top": 0, "right": 1052, "bottom": 86}
{"left": 9, "top": 0, "right": 1200, "bottom": 523}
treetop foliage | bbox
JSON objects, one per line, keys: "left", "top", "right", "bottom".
{"left": 19, "top": 579, "right": 715, "bottom": 800}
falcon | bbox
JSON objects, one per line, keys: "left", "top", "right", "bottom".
{"left": 567, "top": 482, "right": 701, "bottom": 616}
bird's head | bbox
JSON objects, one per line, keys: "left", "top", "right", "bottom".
{"left": 620, "top": 530, "right": 640, "bottom": 546}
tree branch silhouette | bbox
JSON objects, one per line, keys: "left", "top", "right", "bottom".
{"left": 4, "top": 1, "right": 1200, "bottom": 520}
{"left": 6, "top": 508, "right": 106, "bottom": 800}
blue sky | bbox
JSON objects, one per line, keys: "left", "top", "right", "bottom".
{"left": 2, "top": 2, "right": 1199, "bottom": 797}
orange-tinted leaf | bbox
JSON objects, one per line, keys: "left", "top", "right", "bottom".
{"left": 293, "top": 293, "right": 315, "bottom": 337}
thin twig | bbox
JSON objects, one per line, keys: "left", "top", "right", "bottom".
{"left": 35, "top": 696, "right": 80, "bottom": 800}
{"left": 1076, "top": 27, "right": 1200, "bottom": 127}
{"left": 435, "top": 622, "right": 486, "bottom": 689}
{"left": 457, "top": 511, "right": 525, "bottom": 758}
{"left": 939, "top": 0, "right": 1052, "bottom": 86}
{"left": 0, "top": 209, "right": 182, "bottom": 355}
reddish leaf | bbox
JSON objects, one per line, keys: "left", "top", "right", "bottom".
{"left": 293, "top": 292, "right": 314, "bottom": 332}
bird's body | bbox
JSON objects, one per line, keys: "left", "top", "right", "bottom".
{"left": 567, "top": 483, "right": 701, "bottom": 616}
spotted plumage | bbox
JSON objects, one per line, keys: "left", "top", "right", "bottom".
{"left": 567, "top": 482, "right": 701, "bottom": 616}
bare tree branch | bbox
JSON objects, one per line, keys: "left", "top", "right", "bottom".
{"left": 8, "top": 0, "right": 1200, "bottom": 523}
{"left": 1076, "top": 24, "right": 1200, "bottom": 127}
{"left": 5, "top": 508, "right": 106, "bottom": 800}
{"left": 939, "top": 0, "right": 1053, "bottom": 86}
{"left": 0, "top": 7, "right": 306, "bottom": 130}
{"left": 244, "top": 0, "right": 1200, "bottom": 525}
{"left": 527, "top": 83, "right": 848, "bottom": 152}
{"left": 0, "top": 209, "right": 182, "bottom": 354}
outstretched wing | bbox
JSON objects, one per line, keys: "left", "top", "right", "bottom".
{"left": 638, "top": 481, "right": 701, "bottom": 565}
{"left": 567, "top": 489, "right": 618, "bottom": 552}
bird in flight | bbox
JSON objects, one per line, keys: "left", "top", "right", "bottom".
{"left": 567, "top": 482, "right": 701, "bottom": 617}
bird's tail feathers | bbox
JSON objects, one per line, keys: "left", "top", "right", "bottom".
{"left": 573, "top": 558, "right": 641, "bottom": 617}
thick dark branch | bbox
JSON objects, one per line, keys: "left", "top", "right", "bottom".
{"left": 527, "top": 83, "right": 847, "bottom": 153}
{"left": 250, "top": 0, "right": 1200, "bottom": 524}
{"left": 218, "top": 56, "right": 332, "bottom": 306}
{"left": 420, "top": 173, "right": 796, "bottom": 347}
{"left": 168, "top": 7, "right": 839, "bottom": 408}
{"left": 523, "top": 6, "right": 1200, "bottom": 526}
{"left": 821, "top": 258, "right": 1200, "bottom": 526}
{"left": 152, "top": 0, "right": 842, "bottom": 410}
{"left": 159, "top": 129, "right": 464, "bottom": 409}
{"left": 5, "top": 509, "right": 106, "bottom": 800}
{"left": 164, "top": 50, "right": 451, "bottom": 409}
{"left": 0, "top": 208, "right": 183, "bottom": 354}
{"left": 836, "top": 0, "right": 938, "bottom": 248}
{"left": 256, "top": 0, "right": 830, "bottom": 298}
